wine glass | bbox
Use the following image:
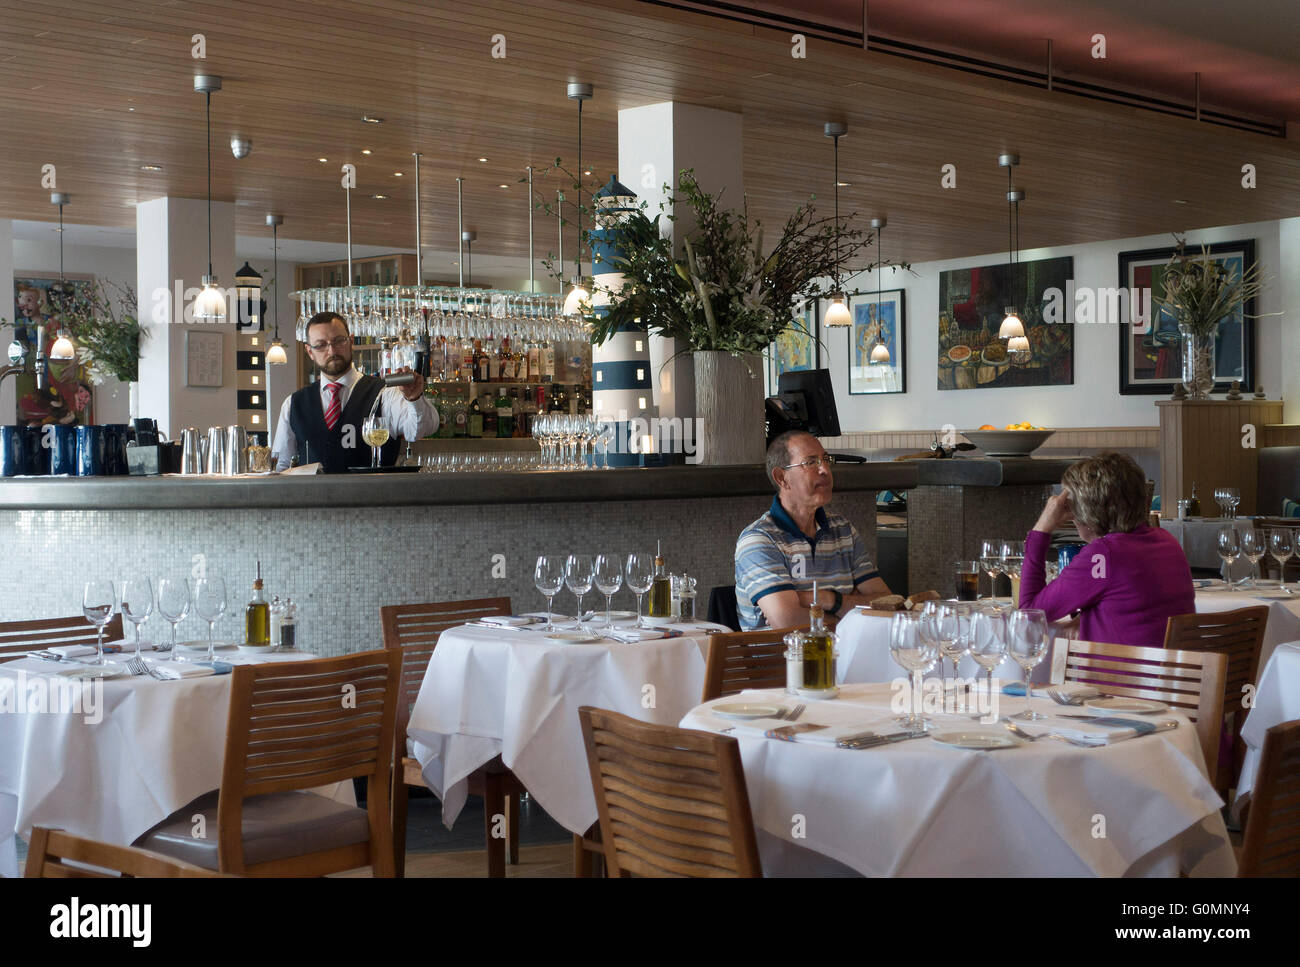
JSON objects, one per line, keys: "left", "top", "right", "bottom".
{"left": 999, "top": 540, "right": 1025, "bottom": 578}
{"left": 361, "top": 412, "right": 390, "bottom": 469}
{"left": 1270, "top": 529, "right": 1295, "bottom": 593}
{"left": 968, "top": 610, "right": 1007, "bottom": 706}
{"left": 1006, "top": 608, "right": 1049, "bottom": 720}
{"left": 82, "top": 580, "right": 116, "bottom": 666}
{"left": 1224, "top": 488, "right": 1240, "bottom": 520}
{"left": 624, "top": 553, "right": 654, "bottom": 629}
{"left": 534, "top": 555, "right": 564, "bottom": 632}
{"left": 937, "top": 603, "right": 972, "bottom": 697}
{"left": 1240, "top": 530, "right": 1266, "bottom": 590}
{"left": 156, "top": 577, "right": 190, "bottom": 656}
{"left": 889, "top": 611, "right": 937, "bottom": 729}
{"left": 192, "top": 577, "right": 227, "bottom": 663}
{"left": 594, "top": 553, "right": 623, "bottom": 628}
{"left": 1217, "top": 526, "right": 1241, "bottom": 589}
{"left": 565, "top": 554, "right": 594, "bottom": 627}
{"left": 979, "top": 539, "right": 1004, "bottom": 604}
{"left": 120, "top": 577, "right": 154, "bottom": 660}
{"left": 1213, "top": 487, "right": 1227, "bottom": 519}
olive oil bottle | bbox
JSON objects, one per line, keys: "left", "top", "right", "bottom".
{"left": 245, "top": 561, "right": 271, "bottom": 646}
{"left": 801, "top": 583, "right": 835, "bottom": 691}
{"left": 647, "top": 541, "right": 672, "bottom": 618}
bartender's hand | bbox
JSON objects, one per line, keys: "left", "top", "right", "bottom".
{"left": 1033, "top": 488, "right": 1073, "bottom": 533}
{"left": 394, "top": 367, "right": 425, "bottom": 401}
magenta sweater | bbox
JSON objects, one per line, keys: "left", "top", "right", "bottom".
{"left": 1019, "top": 526, "right": 1195, "bottom": 648}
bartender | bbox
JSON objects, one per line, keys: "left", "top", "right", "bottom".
{"left": 272, "top": 311, "right": 438, "bottom": 473}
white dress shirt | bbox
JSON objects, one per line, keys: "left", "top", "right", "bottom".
{"left": 272, "top": 366, "right": 438, "bottom": 470}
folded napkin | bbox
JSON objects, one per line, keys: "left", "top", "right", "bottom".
{"left": 1001, "top": 682, "right": 1047, "bottom": 697}
{"left": 150, "top": 660, "right": 232, "bottom": 680}
{"left": 478, "top": 615, "right": 542, "bottom": 628}
{"left": 47, "top": 644, "right": 100, "bottom": 658}
{"left": 1020, "top": 715, "right": 1177, "bottom": 745}
{"left": 727, "top": 718, "right": 896, "bottom": 747}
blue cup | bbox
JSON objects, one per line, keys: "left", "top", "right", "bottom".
{"left": 75, "top": 424, "right": 105, "bottom": 476}
{"left": 1058, "top": 543, "right": 1086, "bottom": 570}
{"left": 103, "top": 424, "right": 130, "bottom": 475}
{"left": 23, "top": 425, "right": 48, "bottom": 475}
{"left": 0, "top": 425, "right": 27, "bottom": 477}
{"left": 49, "top": 424, "right": 78, "bottom": 475}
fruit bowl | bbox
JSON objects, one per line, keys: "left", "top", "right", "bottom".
{"left": 961, "top": 429, "right": 1055, "bottom": 457}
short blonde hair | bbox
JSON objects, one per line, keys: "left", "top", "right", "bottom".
{"left": 1061, "top": 451, "right": 1148, "bottom": 536}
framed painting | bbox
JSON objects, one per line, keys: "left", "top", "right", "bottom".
{"left": 768, "top": 301, "right": 819, "bottom": 391}
{"left": 937, "top": 256, "right": 1074, "bottom": 391}
{"left": 848, "top": 289, "right": 905, "bottom": 394}
{"left": 186, "top": 330, "right": 224, "bottom": 387}
{"left": 1118, "top": 240, "right": 1256, "bottom": 394}
{"left": 12, "top": 273, "right": 97, "bottom": 426}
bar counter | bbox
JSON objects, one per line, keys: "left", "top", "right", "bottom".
{"left": 0, "top": 457, "right": 1070, "bottom": 654}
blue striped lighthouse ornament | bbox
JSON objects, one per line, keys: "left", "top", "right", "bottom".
{"left": 590, "top": 175, "right": 658, "bottom": 466}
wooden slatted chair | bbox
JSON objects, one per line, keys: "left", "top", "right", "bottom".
{"left": 1057, "top": 639, "right": 1227, "bottom": 778}
{"left": 702, "top": 629, "right": 795, "bottom": 702}
{"left": 1162, "top": 606, "right": 1269, "bottom": 794}
{"left": 135, "top": 650, "right": 401, "bottom": 876}
{"left": 25, "top": 827, "right": 223, "bottom": 878}
{"left": 578, "top": 706, "right": 762, "bottom": 877}
{"left": 1238, "top": 720, "right": 1300, "bottom": 876}
{"left": 0, "top": 613, "right": 125, "bottom": 663}
{"left": 380, "top": 597, "right": 523, "bottom": 878}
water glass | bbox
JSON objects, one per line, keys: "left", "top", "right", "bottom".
{"left": 594, "top": 553, "right": 623, "bottom": 628}
{"left": 121, "top": 577, "right": 154, "bottom": 659}
{"left": 192, "top": 577, "right": 227, "bottom": 662}
{"left": 1006, "top": 608, "right": 1049, "bottom": 719}
{"left": 82, "top": 580, "right": 116, "bottom": 666}
{"left": 534, "top": 555, "right": 565, "bottom": 632}
{"left": 889, "top": 611, "right": 937, "bottom": 729}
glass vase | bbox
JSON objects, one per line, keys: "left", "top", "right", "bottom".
{"left": 1179, "top": 326, "right": 1215, "bottom": 400}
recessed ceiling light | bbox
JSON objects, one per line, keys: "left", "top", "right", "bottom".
{"left": 498, "top": 183, "right": 509, "bottom": 189}
{"left": 836, "top": 181, "right": 851, "bottom": 187}
{"left": 361, "top": 115, "right": 383, "bottom": 124}
{"left": 478, "top": 157, "right": 488, "bottom": 162}
{"left": 451, "top": 260, "right": 459, "bottom": 265}
{"left": 584, "top": 169, "right": 592, "bottom": 175}
{"left": 393, "top": 171, "right": 403, "bottom": 176}
{"left": 361, "top": 149, "right": 372, "bottom": 155}
{"left": 1173, "top": 199, "right": 1188, "bottom": 204}
{"left": 371, "top": 194, "right": 388, "bottom": 199}
{"left": 318, "top": 157, "right": 328, "bottom": 162}
{"left": 140, "top": 164, "right": 163, "bottom": 171}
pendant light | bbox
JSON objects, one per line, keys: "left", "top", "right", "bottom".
{"left": 868, "top": 217, "right": 890, "bottom": 364}
{"left": 997, "top": 153, "right": 1025, "bottom": 341}
{"left": 194, "top": 75, "right": 226, "bottom": 320}
{"left": 823, "top": 122, "right": 851, "bottom": 328}
{"left": 48, "top": 192, "right": 76, "bottom": 360}
{"left": 265, "top": 214, "right": 287, "bottom": 365}
{"left": 562, "top": 82, "right": 593, "bottom": 316}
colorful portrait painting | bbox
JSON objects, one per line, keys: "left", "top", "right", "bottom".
{"left": 849, "top": 290, "right": 905, "bottom": 394}
{"left": 12, "top": 275, "right": 97, "bottom": 426}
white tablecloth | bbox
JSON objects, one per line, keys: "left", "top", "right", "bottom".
{"left": 1195, "top": 586, "right": 1300, "bottom": 670}
{"left": 681, "top": 683, "right": 1235, "bottom": 877}
{"left": 0, "top": 650, "right": 349, "bottom": 877}
{"left": 1236, "top": 641, "right": 1300, "bottom": 809}
{"left": 1162, "top": 518, "right": 1255, "bottom": 580}
{"left": 407, "top": 620, "right": 728, "bottom": 836}
{"left": 835, "top": 606, "right": 1056, "bottom": 687}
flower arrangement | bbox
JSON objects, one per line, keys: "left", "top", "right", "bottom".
{"left": 64, "top": 280, "right": 143, "bottom": 384}
{"left": 1154, "top": 236, "right": 1266, "bottom": 338}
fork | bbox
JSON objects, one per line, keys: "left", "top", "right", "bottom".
{"left": 786, "top": 703, "right": 807, "bottom": 722}
{"left": 1003, "top": 720, "right": 1039, "bottom": 742}
{"left": 125, "top": 656, "right": 150, "bottom": 677}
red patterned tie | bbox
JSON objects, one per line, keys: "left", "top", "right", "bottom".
{"left": 323, "top": 382, "right": 342, "bottom": 430}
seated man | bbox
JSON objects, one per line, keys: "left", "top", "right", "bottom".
{"left": 735, "top": 431, "right": 890, "bottom": 630}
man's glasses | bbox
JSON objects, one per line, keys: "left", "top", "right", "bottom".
{"left": 308, "top": 336, "right": 351, "bottom": 352}
{"left": 782, "top": 455, "right": 835, "bottom": 471}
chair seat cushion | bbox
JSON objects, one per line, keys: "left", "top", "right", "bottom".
{"left": 135, "top": 790, "right": 370, "bottom": 871}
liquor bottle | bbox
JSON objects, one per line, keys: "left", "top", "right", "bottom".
{"left": 647, "top": 541, "right": 672, "bottom": 618}
{"left": 476, "top": 340, "right": 491, "bottom": 383}
{"left": 541, "top": 340, "right": 556, "bottom": 383}
{"left": 527, "top": 344, "right": 541, "bottom": 383}
{"left": 245, "top": 561, "right": 270, "bottom": 647}
{"left": 515, "top": 343, "right": 528, "bottom": 382}
{"left": 1187, "top": 482, "right": 1201, "bottom": 518}
{"left": 510, "top": 389, "right": 526, "bottom": 438}
{"left": 499, "top": 338, "right": 514, "bottom": 381}
{"left": 468, "top": 396, "right": 483, "bottom": 438}
{"left": 800, "top": 583, "right": 835, "bottom": 691}
{"left": 482, "top": 393, "right": 498, "bottom": 437}
{"left": 488, "top": 338, "right": 501, "bottom": 381}
{"left": 435, "top": 391, "right": 453, "bottom": 439}
{"left": 496, "top": 391, "right": 513, "bottom": 438}
{"left": 452, "top": 396, "right": 468, "bottom": 437}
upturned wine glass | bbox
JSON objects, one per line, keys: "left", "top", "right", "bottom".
{"left": 121, "top": 577, "right": 154, "bottom": 660}
{"left": 82, "top": 580, "right": 116, "bottom": 666}
{"left": 1006, "top": 608, "right": 1049, "bottom": 720}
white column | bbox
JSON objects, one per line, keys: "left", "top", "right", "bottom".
{"left": 618, "top": 102, "right": 745, "bottom": 422}
{"left": 1279, "top": 217, "right": 1300, "bottom": 423}
{"left": 0, "top": 219, "right": 13, "bottom": 422}
{"left": 136, "top": 197, "right": 237, "bottom": 439}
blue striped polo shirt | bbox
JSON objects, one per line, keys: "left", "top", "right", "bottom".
{"left": 734, "top": 495, "right": 879, "bottom": 630}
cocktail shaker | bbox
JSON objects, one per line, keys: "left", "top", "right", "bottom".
{"left": 180, "top": 427, "right": 202, "bottom": 474}
{"left": 205, "top": 426, "right": 227, "bottom": 475}
{"left": 224, "top": 425, "right": 248, "bottom": 474}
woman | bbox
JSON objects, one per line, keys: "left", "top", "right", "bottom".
{"left": 1019, "top": 451, "right": 1193, "bottom": 648}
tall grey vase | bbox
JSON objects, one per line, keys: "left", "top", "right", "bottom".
{"left": 692, "top": 350, "right": 766, "bottom": 465}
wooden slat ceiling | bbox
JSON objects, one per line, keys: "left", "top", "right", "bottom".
{"left": 1, "top": 0, "right": 1297, "bottom": 271}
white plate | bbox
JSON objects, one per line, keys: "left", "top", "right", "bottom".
{"left": 1084, "top": 697, "right": 1167, "bottom": 715}
{"left": 930, "top": 730, "right": 1020, "bottom": 750}
{"left": 176, "top": 640, "right": 237, "bottom": 652}
{"left": 57, "top": 661, "right": 128, "bottom": 680}
{"left": 544, "top": 631, "right": 605, "bottom": 644}
{"left": 712, "top": 703, "right": 784, "bottom": 720}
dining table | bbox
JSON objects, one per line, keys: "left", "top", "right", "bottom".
{"left": 0, "top": 645, "right": 349, "bottom": 878}
{"left": 681, "top": 681, "right": 1236, "bottom": 877}
{"left": 406, "top": 615, "right": 731, "bottom": 839}
{"left": 1233, "top": 640, "right": 1300, "bottom": 818}
{"left": 1161, "top": 517, "right": 1255, "bottom": 580}
{"left": 1193, "top": 581, "right": 1299, "bottom": 670}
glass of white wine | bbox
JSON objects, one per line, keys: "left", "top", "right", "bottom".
{"left": 361, "top": 413, "right": 390, "bottom": 469}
